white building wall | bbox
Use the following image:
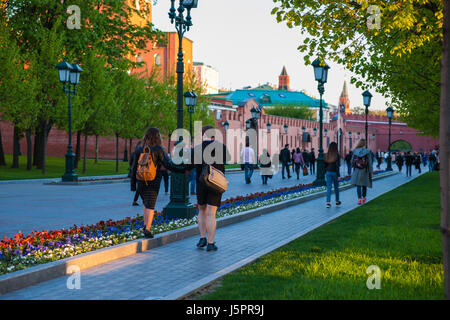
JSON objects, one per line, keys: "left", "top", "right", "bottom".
{"left": 194, "top": 63, "right": 219, "bottom": 94}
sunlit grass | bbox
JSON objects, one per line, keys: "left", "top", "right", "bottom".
{"left": 0, "top": 154, "right": 129, "bottom": 180}
{"left": 202, "top": 172, "right": 443, "bottom": 300}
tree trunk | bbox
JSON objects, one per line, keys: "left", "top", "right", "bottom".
{"left": 34, "top": 122, "right": 46, "bottom": 169}
{"left": 115, "top": 133, "right": 119, "bottom": 173}
{"left": 11, "top": 125, "right": 20, "bottom": 169}
{"left": 95, "top": 135, "right": 99, "bottom": 164}
{"left": 129, "top": 138, "right": 133, "bottom": 156}
{"left": 0, "top": 122, "right": 6, "bottom": 166}
{"left": 40, "top": 121, "right": 52, "bottom": 175}
{"left": 41, "top": 124, "right": 47, "bottom": 174}
{"left": 33, "top": 129, "right": 39, "bottom": 167}
{"left": 83, "top": 132, "right": 88, "bottom": 174}
{"left": 441, "top": 0, "right": 450, "bottom": 300}
{"left": 123, "top": 138, "right": 128, "bottom": 162}
{"left": 74, "top": 130, "right": 81, "bottom": 169}
{"left": 26, "top": 129, "right": 32, "bottom": 171}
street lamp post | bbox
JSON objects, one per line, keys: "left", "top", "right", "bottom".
{"left": 56, "top": 60, "right": 83, "bottom": 182}
{"left": 222, "top": 120, "right": 229, "bottom": 145}
{"left": 185, "top": 90, "right": 197, "bottom": 143}
{"left": 283, "top": 123, "right": 288, "bottom": 146}
{"left": 362, "top": 90, "right": 372, "bottom": 145}
{"left": 311, "top": 58, "right": 330, "bottom": 186}
{"left": 251, "top": 107, "right": 261, "bottom": 157}
{"left": 164, "top": 0, "right": 199, "bottom": 219}
{"left": 386, "top": 106, "right": 394, "bottom": 171}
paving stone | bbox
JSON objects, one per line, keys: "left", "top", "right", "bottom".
{"left": 0, "top": 164, "right": 425, "bottom": 300}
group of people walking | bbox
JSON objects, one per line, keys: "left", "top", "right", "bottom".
{"left": 128, "top": 125, "right": 438, "bottom": 252}
{"left": 325, "top": 139, "right": 373, "bottom": 208}
{"left": 241, "top": 144, "right": 318, "bottom": 185}
{"left": 130, "top": 126, "right": 228, "bottom": 252}
{"left": 279, "top": 145, "right": 316, "bottom": 179}
{"left": 394, "top": 150, "right": 439, "bottom": 176}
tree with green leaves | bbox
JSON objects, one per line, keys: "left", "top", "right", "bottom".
{"left": 0, "top": 22, "right": 39, "bottom": 170}
{"left": 110, "top": 69, "right": 149, "bottom": 172}
{"left": 272, "top": 0, "right": 448, "bottom": 298}
{"left": 3, "top": 0, "right": 164, "bottom": 173}
{"left": 69, "top": 53, "right": 115, "bottom": 174}
{"left": 264, "top": 103, "right": 315, "bottom": 120}
{"left": 272, "top": 0, "right": 442, "bottom": 136}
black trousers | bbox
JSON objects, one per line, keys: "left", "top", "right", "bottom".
{"left": 282, "top": 162, "right": 291, "bottom": 178}
{"left": 406, "top": 165, "right": 412, "bottom": 176}
{"left": 295, "top": 163, "right": 302, "bottom": 178}
{"left": 133, "top": 190, "right": 140, "bottom": 202}
{"left": 310, "top": 161, "right": 316, "bottom": 174}
{"left": 161, "top": 170, "right": 169, "bottom": 192}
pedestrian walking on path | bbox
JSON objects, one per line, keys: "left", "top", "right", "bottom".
{"left": 428, "top": 151, "right": 436, "bottom": 172}
{"left": 405, "top": 151, "right": 414, "bottom": 177}
{"left": 325, "top": 142, "right": 341, "bottom": 208}
{"left": 240, "top": 139, "right": 255, "bottom": 184}
{"left": 350, "top": 139, "right": 373, "bottom": 205}
{"left": 396, "top": 152, "right": 404, "bottom": 172}
{"left": 344, "top": 151, "right": 353, "bottom": 176}
{"left": 129, "top": 140, "right": 142, "bottom": 206}
{"left": 130, "top": 127, "right": 188, "bottom": 239}
{"left": 302, "top": 149, "right": 309, "bottom": 171}
{"left": 192, "top": 125, "right": 230, "bottom": 252}
{"left": 293, "top": 147, "right": 305, "bottom": 180}
{"left": 160, "top": 164, "right": 169, "bottom": 195}
{"left": 414, "top": 152, "right": 422, "bottom": 174}
{"left": 280, "top": 144, "right": 291, "bottom": 179}
{"left": 376, "top": 149, "right": 383, "bottom": 169}
{"left": 259, "top": 149, "right": 272, "bottom": 185}
{"left": 309, "top": 148, "right": 316, "bottom": 175}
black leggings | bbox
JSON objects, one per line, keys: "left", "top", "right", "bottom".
{"left": 161, "top": 170, "right": 169, "bottom": 192}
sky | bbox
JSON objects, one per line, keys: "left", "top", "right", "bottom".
{"left": 151, "top": 0, "right": 387, "bottom": 111}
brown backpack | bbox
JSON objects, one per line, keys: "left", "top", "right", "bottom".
{"left": 136, "top": 146, "right": 157, "bottom": 185}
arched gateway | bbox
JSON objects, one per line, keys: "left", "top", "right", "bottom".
{"left": 390, "top": 140, "right": 413, "bottom": 152}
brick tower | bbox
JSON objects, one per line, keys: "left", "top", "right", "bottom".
{"left": 339, "top": 81, "right": 350, "bottom": 114}
{"left": 278, "top": 66, "right": 290, "bottom": 91}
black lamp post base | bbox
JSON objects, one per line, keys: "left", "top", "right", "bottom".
{"left": 163, "top": 203, "right": 197, "bottom": 220}
{"left": 313, "top": 178, "right": 326, "bottom": 187}
{"left": 313, "top": 156, "right": 326, "bottom": 187}
{"left": 386, "top": 157, "right": 393, "bottom": 171}
{"left": 62, "top": 173, "right": 78, "bottom": 182}
{"left": 62, "top": 151, "right": 77, "bottom": 182}
{"left": 163, "top": 172, "right": 197, "bottom": 220}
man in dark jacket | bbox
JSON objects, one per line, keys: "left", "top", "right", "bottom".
{"left": 280, "top": 144, "right": 291, "bottom": 179}
{"left": 302, "top": 149, "right": 309, "bottom": 170}
{"left": 344, "top": 151, "right": 353, "bottom": 175}
{"left": 309, "top": 148, "right": 316, "bottom": 175}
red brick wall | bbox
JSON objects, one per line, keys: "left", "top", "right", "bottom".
{"left": 0, "top": 121, "right": 139, "bottom": 160}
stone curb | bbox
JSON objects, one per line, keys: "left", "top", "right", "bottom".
{"left": 0, "top": 169, "right": 245, "bottom": 185}
{"left": 0, "top": 171, "right": 396, "bottom": 296}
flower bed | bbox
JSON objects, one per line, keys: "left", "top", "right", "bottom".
{"left": 0, "top": 170, "right": 389, "bottom": 275}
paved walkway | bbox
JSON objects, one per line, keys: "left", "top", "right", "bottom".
{"left": 0, "top": 163, "right": 365, "bottom": 238}
{"left": 0, "top": 166, "right": 425, "bottom": 300}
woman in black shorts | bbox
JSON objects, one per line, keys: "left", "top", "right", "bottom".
{"left": 131, "top": 127, "right": 187, "bottom": 238}
{"left": 192, "top": 125, "right": 230, "bottom": 252}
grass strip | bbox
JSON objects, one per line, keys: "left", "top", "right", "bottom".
{"left": 200, "top": 172, "right": 443, "bottom": 300}
{"left": 0, "top": 154, "right": 129, "bottom": 180}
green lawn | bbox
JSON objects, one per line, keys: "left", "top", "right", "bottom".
{"left": 0, "top": 154, "right": 129, "bottom": 180}
{"left": 200, "top": 172, "right": 444, "bottom": 300}
{"left": 225, "top": 164, "right": 242, "bottom": 169}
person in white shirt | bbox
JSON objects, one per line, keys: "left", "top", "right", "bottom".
{"left": 240, "top": 139, "right": 255, "bottom": 184}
